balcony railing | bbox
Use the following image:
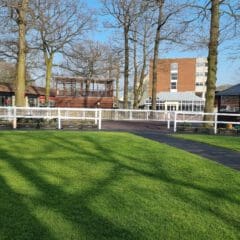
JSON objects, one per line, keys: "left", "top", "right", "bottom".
{"left": 57, "top": 90, "right": 113, "bottom": 97}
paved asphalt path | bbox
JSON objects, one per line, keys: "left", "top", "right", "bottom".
{"left": 135, "top": 131, "right": 240, "bottom": 171}
{"left": 102, "top": 120, "right": 240, "bottom": 171}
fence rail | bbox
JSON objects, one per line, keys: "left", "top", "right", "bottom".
{"left": 0, "top": 107, "right": 239, "bottom": 134}
{"left": 0, "top": 107, "right": 102, "bottom": 130}
{"left": 174, "top": 111, "right": 240, "bottom": 134}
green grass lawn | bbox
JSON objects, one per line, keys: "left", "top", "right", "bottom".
{"left": 174, "top": 134, "right": 240, "bottom": 152}
{"left": 0, "top": 131, "right": 239, "bottom": 240}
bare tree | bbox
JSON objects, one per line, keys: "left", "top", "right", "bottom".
{"left": 186, "top": 0, "right": 240, "bottom": 123}
{"left": 0, "top": 61, "right": 16, "bottom": 83}
{"left": 105, "top": 46, "right": 122, "bottom": 107}
{"left": 102, "top": 0, "right": 142, "bottom": 109}
{"left": 31, "top": 0, "right": 93, "bottom": 104}
{"left": 61, "top": 40, "right": 121, "bottom": 106}
{"left": 62, "top": 40, "right": 108, "bottom": 78}
{"left": 147, "top": 0, "right": 189, "bottom": 110}
{"left": 151, "top": 0, "right": 164, "bottom": 111}
{"left": 203, "top": 0, "right": 220, "bottom": 124}
{"left": 1, "top": 0, "right": 30, "bottom": 106}
{"left": 131, "top": 7, "right": 154, "bottom": 108}
{"left": 203, "top": 0, "right": 240, "bottom": 124}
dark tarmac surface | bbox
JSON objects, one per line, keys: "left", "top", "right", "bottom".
{"left": 102, "top": 120, "right": 240, "bottom": 171}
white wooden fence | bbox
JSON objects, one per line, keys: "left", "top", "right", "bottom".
{"left": 0, "top": 107, "right": 239, "bottom": 134}
{"left": 173, "top": 111, "right": 240, "bottom": 134}
{"left": 0, "top": 107, "right": 102, "bottom": 130}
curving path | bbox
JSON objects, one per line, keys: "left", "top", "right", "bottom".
{"left": 101, "top": 120, "right": 240, "bottom": 171}
{"left": 135, "top": 131, "right": 240, "bottom": 171}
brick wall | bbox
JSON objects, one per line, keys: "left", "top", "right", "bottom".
{"left": 148, "top": 58, "right": 196, "bottom": 96}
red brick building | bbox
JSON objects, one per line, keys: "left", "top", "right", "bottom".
{"left": 147, "top": 58, "right": 207, "bottom": 111}
{"left": 149, "top": 58, "right": 208, "bottom": 97}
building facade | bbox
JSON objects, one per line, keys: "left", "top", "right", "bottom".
{"left": 54, "top": 76, "right": 115, "bottom": 108}
{"left": 147, "top": 58, "right": 208, "bottom": 111}
{"left": 0, "top": 83, "right": 55, "bottom": 107}
{"left": 0, "top": 76, "right": 115, "bottom": 109}
{"left": 216, "top": 84, "right": 240, "bottom": 113}
{"left": 149, "top": 58, "right": 208, "bottom": 98}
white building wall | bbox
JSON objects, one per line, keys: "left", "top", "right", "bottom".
{"left": 195, "top": 58, "right": 208, "bottom": 99}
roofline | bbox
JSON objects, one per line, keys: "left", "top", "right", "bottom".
{"left": 53, "top": 76, "right": 115, "bottom": 83}
{"left": 215, "top": 83, "right": 240, "bottom": 96}
{"left": 149, "top": 57, "right": 207, "bottom": 61}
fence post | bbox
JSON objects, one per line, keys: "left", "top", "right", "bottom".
{"left": 167, "top": 111, "right": 170, "bottom": 129}
{"left": 114, "top": 109, "right": 117, "bottom": 120}
{"left": 98, "top": 109, "right": 102, "bottom": 130}
{"left": 173, "top": 111, "right": 177, "bottom": 132}
{"left": 57, "top": 108, "right": 61, "bottom": 130}
{"left": 146, "top": 111, "right": 149, "bottom": 121}
{"left": 129, "top": 110, "right": 132, "bottom": 120}
{"left": 13, "top": 106, "right": 17, "bottom": 129}
{"left": 214, "top": 112, "right": 218, "bottom": 134}
{"left": 95, "top": 109, "right": 98, "bottom": 124}
{"left": 7, "top": 107, "right": 11, "bottom": 121}
{"left": 46, "top": 107, "right": 49, "bottom": 120}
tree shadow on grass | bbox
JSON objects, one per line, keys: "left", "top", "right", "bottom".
{"left": 54, "top": 134, "right": 240, "bottom": 202}
{"left": 52, "top": 134, "right": 240, "bottom": 233}
{"left": 0, "top": 174, "right": 57, "bottom": 240}
{"left": 0, "top": 148, "right": 140, "bottom": 240}
{"left": 1, "top": 132, "right": 240, "bottom": 239}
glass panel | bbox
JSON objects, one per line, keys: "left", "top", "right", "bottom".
{"left": 170, "top": 82, "right": 177, "bottom": 89}
{"left": 171, "top": 73, "right": 178, "bottom": 80}
{"left": 170, "top": 63, "right": 178, "bottom": 70}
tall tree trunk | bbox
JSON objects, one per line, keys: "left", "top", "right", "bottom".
{"left": 152, "top": 0, "right": 164, "bottom": 110}
{"left": 108, "top": 55, "right": 113, "bottom": 79}
{"left": 133, "top": 26, "right": 138, "bottom": 109}
{"left": 44, "top": 52, "right": 54, "bottom": 105}
{"left": 15, "top": 0, "right": 29, "bottom": 107}
{"left": 136, "top": 27, "right": 147, "bottom": 106}
{"left": 123, "top": 25, "right": 129, "bottom": 109}
{"left": 115, "top": 64, "right": 120, "bottom": 108}
{"left": 204, "top": 0, "right": 220, "bottom": 125}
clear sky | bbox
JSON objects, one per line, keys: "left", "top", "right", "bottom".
{"left": 85, "top": 0, "right": 239, "bottom": 86}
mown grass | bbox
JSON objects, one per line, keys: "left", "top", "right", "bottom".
{"left": 0, "top": 131, "right": 239, "bottom": 240}
{"left": 174, "top": 134, "right": 240, "bottom": 152}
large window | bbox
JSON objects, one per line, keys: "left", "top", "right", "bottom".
{"left": 170, "top": 63, "right": 178, "bottom": 71}
{"left": 171, "top": 73, "right": 178, "bottom": 81}
{"left": 220, "top": 96, "right": 240, "bottom": 112}
{"left": 197, "top": 62, "right": 206, "bottom": 67}
{"left": 28, "top": 97, "right": 38, "bottom": 107}
{"left": 170, "top": 82, "right": 177, "bottom": 90}
{"left": 0, "top": 95, "right": 12, "bottom": 106}
{"left": 196, "top": 72, "right": 205, "bottom": 77}
{"left": 196, "top": 82, "right": 204, "bottom": 86}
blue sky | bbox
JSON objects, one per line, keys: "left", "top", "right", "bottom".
{"left": 85, "top": 0, "right": 239, "bottom": 86}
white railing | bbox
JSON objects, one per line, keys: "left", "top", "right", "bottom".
{"left": 0, "top": 107, "right": 102, "bottom": 130}
{"left": 0, "top": 107, "right": 239, "bottom": 134}
{"left": 102, "top": 109, "right": 171, "bottom": 121}
{"left": 173, "top": 111, "right": 240, "bottom": 134}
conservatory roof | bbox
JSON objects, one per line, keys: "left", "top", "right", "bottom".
{"left": 156, "top": 92, "right": 204, "bottom": 102}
